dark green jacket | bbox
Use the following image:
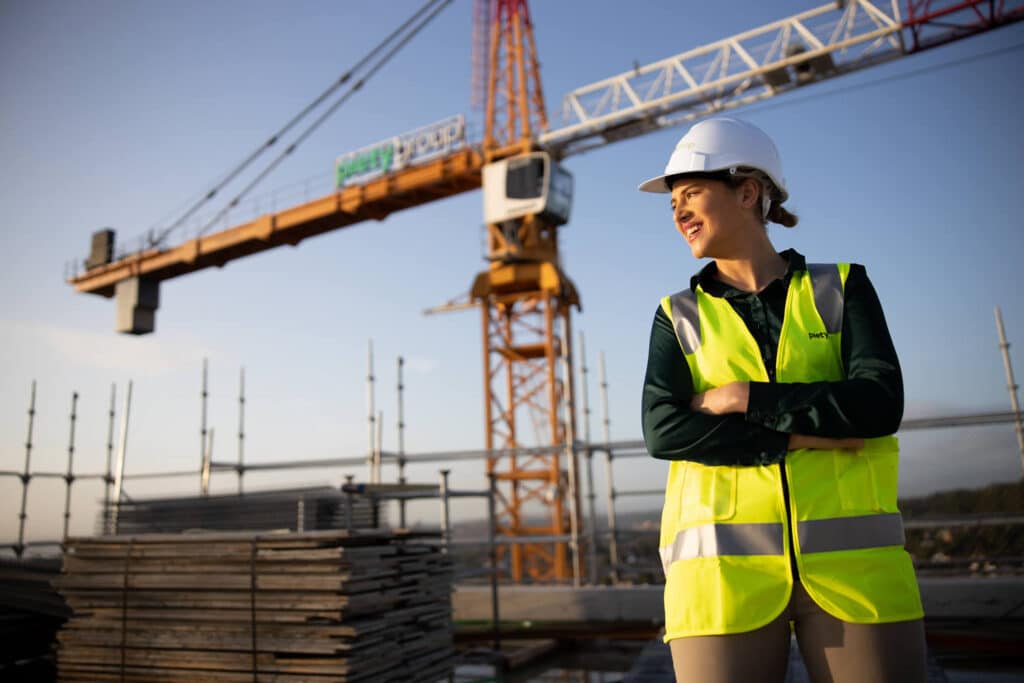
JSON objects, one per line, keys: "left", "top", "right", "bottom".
{"left": 641, "top": 249, "right": 903, "bottom": 466}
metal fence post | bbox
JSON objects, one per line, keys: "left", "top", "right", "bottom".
{"left": 200, "top": 358, "right": 208, "bottom": 496}
{"left": 16, "top": 381, "right": 37, "bottom": 558}
{"left": 579, "top": 332, "right": 598, "bottom": 584}
{"left": 995, "top": 307, "right": 1024, "bottom": 476}
{"left": 111, "top": 380, "right": 133, "bottom": 535}
{"left": 367, "top": 340, "right": 376, "bottom": 483}
{"left": 374, "top": 410, "right": 383, "bottom": 485}
{"left": 397, "top": 356, "right": 407, "bottom": 527}
{"left": 201, "top": 428, "right": 214, "bottom": 496}
{"left": 238, "top": 367, "right": 246, "bottom": 495}
{"left": 560, "top": 324, "right": 581, "bottom": 587}
{"left": 62, "top": 391, "right": 79, "bottom": 544}
{"left": 439, "top": 469, "right": 451, "bottom": 554}
{"left": 103, "top": 384, "right": 116, "bottom": 533}
{"left": 487, "top": 472, "right": 501, "bottom": 653}
{"left": 604, "top": 446, "right": 621, "bottom": 585}
{"left": 599, "top": 353, "right": 620, "bottom": 583}
{"left": 344, "top": 474, "right": 355, "bottom": 532}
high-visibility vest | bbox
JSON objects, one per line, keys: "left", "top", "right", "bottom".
{"left": 658, "top": 263, "right": 923, "bottom": 641}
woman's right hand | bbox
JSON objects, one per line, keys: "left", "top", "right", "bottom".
{"left": 788, "top": 434, "right": 865, "bottom": 452}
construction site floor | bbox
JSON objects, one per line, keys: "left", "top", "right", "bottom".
{"left": 451, "top": 629, "right": 1024, "bottom": 682}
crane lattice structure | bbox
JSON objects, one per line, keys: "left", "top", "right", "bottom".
{"left": 67, "top": 0, "right": 1023, "bottom": 582}
{"left": 469, "top": 0, "right": 581, "bottom": 582}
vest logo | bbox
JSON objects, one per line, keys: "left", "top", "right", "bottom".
{"left": 808, "top": 331, "right": 831, "bottom": 340}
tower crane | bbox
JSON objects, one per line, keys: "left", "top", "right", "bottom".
{"left": 67, "top": 0, "right": 1023, "bottom": 582}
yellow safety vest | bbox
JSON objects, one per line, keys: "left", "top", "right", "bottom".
{"left": 658, "top": 263, "right": 923, "bottom": 641}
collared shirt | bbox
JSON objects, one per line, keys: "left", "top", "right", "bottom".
{"left": 642, "top": 249, "right": 904, "bottom": 466}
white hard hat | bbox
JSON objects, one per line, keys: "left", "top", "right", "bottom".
{"left": 637, "top": 117, "right": 788, "bottom": 204}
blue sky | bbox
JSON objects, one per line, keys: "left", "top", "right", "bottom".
{"left": 2, "top": 0, "right": 1023, "bottom": 543}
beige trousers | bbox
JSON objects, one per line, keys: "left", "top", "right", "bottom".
{"left": 669, "top": 580, "right": 927, "bottom": 683}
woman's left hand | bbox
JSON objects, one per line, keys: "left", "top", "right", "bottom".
{"left": 690, "top": 382, "right": 750, "bottom": 415}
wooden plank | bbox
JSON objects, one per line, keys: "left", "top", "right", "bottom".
{"left": 56, "top": 530, "right": 454, "bottom": 682}
{"left": 62, "top": 589, "right": 383, "bottom": 611}
{"left": 57, "top": 669, "right": 372, "bottom": 683}
{"left": 67, "top": 527, "right": 438, "bottom": 546}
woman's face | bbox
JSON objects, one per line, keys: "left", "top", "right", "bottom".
{"left": 670, "top": 177, "right": 759, "bottom": 259}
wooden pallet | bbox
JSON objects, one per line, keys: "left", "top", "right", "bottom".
{"left": 54, "top": 530, "right": 454, "bottom": 682}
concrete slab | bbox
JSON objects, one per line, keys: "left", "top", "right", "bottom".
{"left": 454, "top": 577, "right": 1024, "bottom": 625}
{"left": 454, "top": 583, "right": 663, "bottom": 624}
{"left": 620, "top": 636, "right": 952, "bottom": 683}
{"left": 919, "top": 577, "right": 1024, "bottom": 619}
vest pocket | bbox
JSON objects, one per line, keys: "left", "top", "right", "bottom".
{"left": 679, "top": 461, "right": 737, "bottom": 523}
{"left": 832, "top": 438, "right": 899, "bottom": 513}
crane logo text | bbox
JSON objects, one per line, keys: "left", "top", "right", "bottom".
{"left": 336, "top": 115, "right": 465, "bottom": 188}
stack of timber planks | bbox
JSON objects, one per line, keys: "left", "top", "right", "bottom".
{"left": 0, "top": 557, "right": 69, "bottom": 681}
{"left": 54, "top": 529, "right": 455, "bottom": 682}
{"left": 99, "top": 487, "right": 383, "bottom": 536}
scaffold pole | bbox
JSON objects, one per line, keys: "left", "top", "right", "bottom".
{"left": 995, "top": 307, "right": 1024, "bottom": 477}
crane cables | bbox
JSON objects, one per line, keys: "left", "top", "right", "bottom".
{"left": 149, "top": 0, "right": 453, "bottom": 248}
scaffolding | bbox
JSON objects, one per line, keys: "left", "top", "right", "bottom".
{"left": 4, "top": 331, "right": 1024, "bottom": 582}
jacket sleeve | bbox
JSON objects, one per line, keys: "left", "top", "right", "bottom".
{"left": 642, "top": 305, "right": 790, "bottom": 465}
{"left": 745, "top": 264, "right": 904, "bottom": 438}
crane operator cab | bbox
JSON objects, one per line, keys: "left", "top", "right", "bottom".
{"left": 483, "top": 152, "right": 573, "bottom": 228}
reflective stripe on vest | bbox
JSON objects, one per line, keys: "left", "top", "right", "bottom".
{"left": 667, "top": 289, "right": 700, "bottom": 354}
{"left": 806, "top": 263, "right": 844, "bottom": 334}
{"left": 660, "top": 522, "right": 784, "bottom": 572}
{"left": 798, "top": 512, "right": 905, "bottom": 554}
{"left": 659, "top": 512, "right": 905, "bottom": 572}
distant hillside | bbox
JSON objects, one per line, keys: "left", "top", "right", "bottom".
{"left": 446, "top": 479, "right": 1024, "bottom": 535}
{"left": 899, "top": 479, "right": 1024, "bottom": 517}
{"left": 898, "top": 480, "right": 1024, "bottom": 568}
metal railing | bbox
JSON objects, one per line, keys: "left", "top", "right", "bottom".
{"left": 5, "top": 330, "right": 1024, "bottom": 583}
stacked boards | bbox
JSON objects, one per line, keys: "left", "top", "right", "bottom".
{"left": 100, "top": 487, "right": 382, "bottom": 535}
{"left": 0, "top": 557, "right": 69, "bottom": 681}
{"left": 54, "top": 529, "right": 454, "bottom": 682}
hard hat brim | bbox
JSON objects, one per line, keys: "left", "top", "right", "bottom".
{"left": 637, "top": 174, "right": 672, "bottom": 194}
{"left": 638, "top": 169, "right": 790, "bottom": 202}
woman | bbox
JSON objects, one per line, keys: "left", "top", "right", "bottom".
{"left": 639, "top": 118, "right": 927, "bottom": 683}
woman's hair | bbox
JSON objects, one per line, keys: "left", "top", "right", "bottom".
{"left": 766, "top": 200, "right": 798, "bottom": 228}
{"left": 667, "top": 170, "right": 798, "bottom": 228}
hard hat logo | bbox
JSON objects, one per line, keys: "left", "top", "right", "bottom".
{"left": 688, "top": 152, "right": 710, "bottom": 171}
{"left": 637, "top": 117, "right": 788, "bottom": 204}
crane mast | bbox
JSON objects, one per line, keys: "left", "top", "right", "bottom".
{"left": 473, "top": 0, "right": 582, "bottom": 582}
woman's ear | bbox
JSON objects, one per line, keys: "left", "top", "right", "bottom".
{"left": 738, "top": 178, "right": 761, "bottom": 209}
